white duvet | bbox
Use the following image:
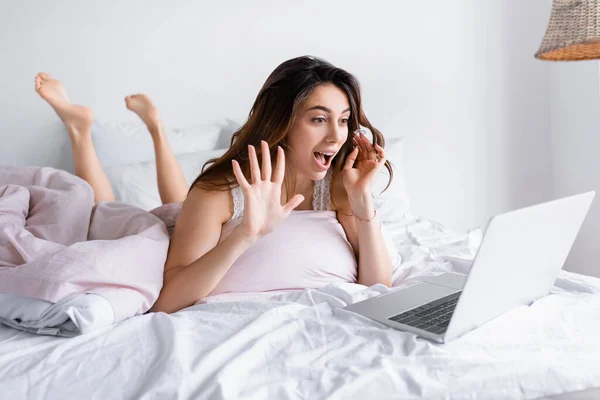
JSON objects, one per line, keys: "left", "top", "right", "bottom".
{"left": 1, "top": 214, "right": 600, "bottom": 400}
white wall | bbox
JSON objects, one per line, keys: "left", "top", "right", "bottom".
{"left": 400, "top": 1, "right": 553, "bottom": 232}
{"left": 1, "top": 1, "right": 558, "bottom": 261}
{"left": 549, "top": 62, "right": 600, "bottom": 278}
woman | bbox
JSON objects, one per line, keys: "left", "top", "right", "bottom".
{"left": 36, "top": 56, "right": 394, "bottom": 314}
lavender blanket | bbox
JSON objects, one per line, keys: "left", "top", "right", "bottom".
{"left": 0, "top": 166, "right": 169, "bottom": 336}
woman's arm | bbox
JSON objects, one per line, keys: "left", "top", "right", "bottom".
{"left": 151, "top": 142, "right": 304, "bottom": 314}
{"left": 336, "top": 130, "right": 393, "bottom": 287}
{"left": 150, "top": 188, "right": 256, "bottom": 314}
{"left": 152, "top": 227, "right": 258, "bottom": 313}
{"left": 337, "top": 197, "right": 392, "bottom": 287}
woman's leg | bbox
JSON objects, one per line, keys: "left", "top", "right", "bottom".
{"left": 35, "top": 73, "right": 115, "bottom": 203}
{"left": 125, "top": 94, "right": 188, "bottom": 204}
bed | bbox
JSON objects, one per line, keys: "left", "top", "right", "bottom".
{"left": 1, "top": 123, "right": 600, "bottom": 399}
{"left": 1, "top": 211, "right": 599, "bottom": 399}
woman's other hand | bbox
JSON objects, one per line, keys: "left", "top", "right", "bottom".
{"left": 232, "top": 141, "right": 304, "bottom": 240}
{"left": 342, "top": 130, "right": 386, "bottom": 220}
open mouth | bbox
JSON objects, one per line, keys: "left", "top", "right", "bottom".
{"left": 313, "top": 151, "right": 335, "bottom": 169}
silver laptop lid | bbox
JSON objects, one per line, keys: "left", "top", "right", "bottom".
{"left": 444, "top": 191, "right": 595, "bottom": 342}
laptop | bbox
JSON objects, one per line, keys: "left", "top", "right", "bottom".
{"left": 344, "top": 191, "right": 595, "bottom": 343}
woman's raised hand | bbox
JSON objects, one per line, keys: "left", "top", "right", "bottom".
{"left": 232, "top": 141, "right": 304, "bottom": 240}
{"left": 341, "top": 130, "right": 386, "bottom": 220}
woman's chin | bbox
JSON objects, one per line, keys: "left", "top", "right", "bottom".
{"left": 293, "top": 160, "right": 329, "bottom": 181}
{"left": 310, "top": 169, "right": 328, "bottom": 181}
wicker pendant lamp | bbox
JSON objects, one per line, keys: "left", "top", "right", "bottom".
{"left": 536, "top": 0, "right": 600, "bottom": 61}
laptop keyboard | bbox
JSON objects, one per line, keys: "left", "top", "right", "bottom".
{"left": 387, "top": 291, "right": 462, "bottom": 335}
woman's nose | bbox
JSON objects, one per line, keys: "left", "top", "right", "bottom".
{"left": 326, "top": 123, "right": 345, "bottom": 143}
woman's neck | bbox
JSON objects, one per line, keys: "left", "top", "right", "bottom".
{"left": 293, "top": 173, "right": 313, "bottom": 195}
{"left": 281, "top": 172, "right": 314, "bottom": 206}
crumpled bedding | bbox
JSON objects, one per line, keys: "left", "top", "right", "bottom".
{"left": 1, "top": 194, "right": 599, "bottom": 399}
{"left": 0, "top": 166, "right": 169, "bottom": 336}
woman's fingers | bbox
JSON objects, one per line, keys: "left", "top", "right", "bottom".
{"left": 352, "top": 137, "right": 361, "bottom": 158}
{"left": 248, "top": 145, "right": 261, "bottom": 184}
{"left": 260, "top": 140, "right": 272, "bottom": 181}
{"left": 353, "top": 137, "right": 365, "bottom": 163}
{"left": 375, "top": 143, "right": 386, "bottom": 165}
{"left": 360, "top": 133, "right": 377, "bottom": 161}
{"left": 273, "top": 146, "right": 285, "bottom": 183}
{"left": 232, "top": 160, "right": 250, "bottom": 189}
{"left": 354, "top": 132, "right": 367, "bottom": 156}
{"left": 344, "top": 146, "right": 359, "bottom": 170}
{"left": 283, "top": 194, "right": 305, "bottom": 215}
{"left": 362, "top": 144, "right": 386, "bottom": 181}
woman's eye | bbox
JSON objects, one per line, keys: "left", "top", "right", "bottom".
{"left": 313, "top": 117, "right": 326, "bottom": 124}
{"left": 340, "top": 118, "right": 349, "bottom": 124}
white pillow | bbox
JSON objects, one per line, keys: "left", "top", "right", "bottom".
{"left": 91, "top": 120, "right": 228, "bottom": 167}
{"left": 105, "top": 148, "right": 227, "bottom": 210}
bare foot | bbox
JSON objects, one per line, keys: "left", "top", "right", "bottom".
{"left": 35, "top": 72, "right": 93, "bottom": 139}
{"left": 125, "top": 94, "right": 163, "bottom": 135}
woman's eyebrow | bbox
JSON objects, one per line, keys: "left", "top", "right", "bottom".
{"left": 306, "top": 105, "right": 351, "bottom": 113}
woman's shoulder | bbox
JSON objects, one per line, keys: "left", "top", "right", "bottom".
{"left": 184, "top": 186, "right": 235, "bottom": 224}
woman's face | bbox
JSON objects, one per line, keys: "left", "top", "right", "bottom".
{"left": 286, "top": 83, "right": 351, "bottom": 181}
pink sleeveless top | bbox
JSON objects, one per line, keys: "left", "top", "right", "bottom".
{"left": 203, "top": 169, "right": 357, "bottom": 300}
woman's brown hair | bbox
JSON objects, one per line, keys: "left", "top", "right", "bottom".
{"left": 190, "top": 55, "right": 392, "bottom": 195}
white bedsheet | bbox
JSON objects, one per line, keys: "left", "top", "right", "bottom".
{"left": 1, "top": 215, "right": 600, "bottom": 400}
